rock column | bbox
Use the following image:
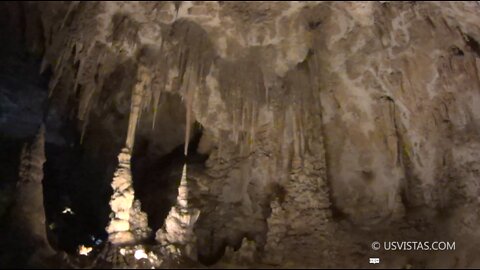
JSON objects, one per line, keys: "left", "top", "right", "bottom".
{"left": 106, "top": 65, "right": 151, "bottom": 245}
{"left": 11, "top": 125, "right": 55, "bottom": 261}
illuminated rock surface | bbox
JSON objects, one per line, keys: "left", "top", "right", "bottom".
{"left": 0, "top": 1, "right": 480, "bottom": 268}
{"left": 156, "top": 164, "right": 200, "bottom": 261}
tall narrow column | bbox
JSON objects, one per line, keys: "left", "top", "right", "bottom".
{"left": 156, "top": 164, "right": 200, "bottom": 260}
{"left": 106, "top": 65, "right": 151, "bottom": 245}
{"left": 11, "top": 125, "right": 55, "bottom": 260}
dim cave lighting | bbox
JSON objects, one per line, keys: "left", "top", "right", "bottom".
{"left": 3, "top": 1, "right": 480, "bottom": 268}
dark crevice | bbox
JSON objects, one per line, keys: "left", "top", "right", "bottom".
{"left": 0, "top": 4, "right": 54, "bottom": 267}
{"left": 307, "top": 20, "right": 322, "bottom": 30}
{"left": 198, "top": 235, "right": 228, "bottom": 266}
{"left": 450, "top": 46, "right": 464, "bottom": 56}
{"left": 43, "top": 118, "right": 113, "bottom": 254}
{"left": 463, "top": 33, "right": 480, "bottom": 57}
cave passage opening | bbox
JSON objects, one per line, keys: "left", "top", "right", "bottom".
{"left": 0, "top": 2, "right": 212, "bottom": 258}
{"left": 132, "top": 120, "right": 208, "bottom": 239}
{"left": 42, "top": 91, "right": 209, "bottom": 254}
{"left": 0, "top": 3, "right": 52, "bottom": 266}
{"left": 43, "top": 118, "right": 113, "bottom": 254}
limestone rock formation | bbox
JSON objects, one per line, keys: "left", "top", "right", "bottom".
{"left": 263, "top": 160, "right": 333, "bottom": 267}
{"left": 106, "top": 148, "right": 151, "bottom": 244}
{"left": 221, "top": 238, "right": 257, "bottom": 267}
{"left": 1, "top": 1, "right": 480, "bottom": 268}
{"left": 9, "top": 125, "right": 56, "bottom": 264}
{"left": 156, "top": 164, "right": 200, "bottom": 261}
{"left": 129, "top": 199, "right": 151, "bottom": 242}
{"left": 106, "top": 65, "right": 151, "bottom": 245}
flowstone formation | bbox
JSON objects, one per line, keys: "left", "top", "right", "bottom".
{"left": 156, "top": 164, "right": 200, "bottom": 261}
{"left": 2, "top": 1, "right": 480, "bottom": 268}
{"left": 263, "top": 154, "right": 334, "bottom": 267}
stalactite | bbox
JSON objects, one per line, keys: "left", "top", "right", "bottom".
{"left": 184, "top": 65, "right": 196, "bottom": 156}
{"left": 137, "top": 90, "right": 147, "bottom": 129}
{"left": 184, "top": 88, "right": 193, "bottom": 156}
{"left": 291, "top": 107, "right": 300, "bottom": 162}
{"left": 126, "top": 65, "right": 151, "bottom": 150}
{"left": 73, "top": 42, "right": 96, "bottom": 96}
{"left": 232, "top": 107, "right": 238, "bottom": 145}
{"left": 80, "top": 112, "right": 88, "bottom": 145}
{"left": 59, "top": 1, "right": 79, "bottom": 31}
{"left": 39, "top": 57, "right": 49, "bottom": 74}
{"left": 281, "top": 111, "right": 291, "bottom": 184}
{"left": 74, "top": 42, "right": 82, "bottom": 63}
{"left": 78, "top": 82, "right": 96, "bottom": 122}
{"left": 241, "top": 101, "right": 247, "bottom": 134}
{"left": 250, "top": 103, "right": 257, "bottom": 149}
{"left": 151, "top": 42, "right": 167, "bottom": 130}
{"left": 151, "top": 85, "right": 162, "bottom": 130}
{"left": 265, "top": 81, "right": 270, "bottom": 106}
{"left": 78, "top": 49, "right": 108, "bottom": 144}
{"left": 48, "top": 43, "right": 70, "bottom": 97}
{"left": 217, "top": 134, "right": 224, "bottom": 162}
{"left": 297, "top": 108, "right": 305, "bottom": 160}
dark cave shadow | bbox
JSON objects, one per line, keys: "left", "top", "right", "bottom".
{"left": 132, "top": 125, "right": 208, "bottom": 238}
{"left": 43, "top": 134, "right": 113, "bottom": 254}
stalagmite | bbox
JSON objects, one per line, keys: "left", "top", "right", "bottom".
{"left": 106, "top": 65, "right": 151, "bottom": 245}
{"left": 5, "top": 1, "right": 480, "bottom": 268}
{"left": 263, "top": 146, "right": 332, "bottom": 266}
{"left": 10, "top": 125, "right": 55, "bottom": 261}
{"left": 105, "top": 148, "right": 136, "bottom": 244}
{"left": 155, "top": 163, "right": 200, "bottom": 261}
{"left": 263, "top": 199, "right": 287, "bottom": 265}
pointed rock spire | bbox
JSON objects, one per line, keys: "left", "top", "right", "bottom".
{"left": 156, "top": 163, "right": 200, "bottom": 261}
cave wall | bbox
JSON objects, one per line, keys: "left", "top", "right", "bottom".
{"left": 9, "top": 1, "right": 480, "bottom": 268}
